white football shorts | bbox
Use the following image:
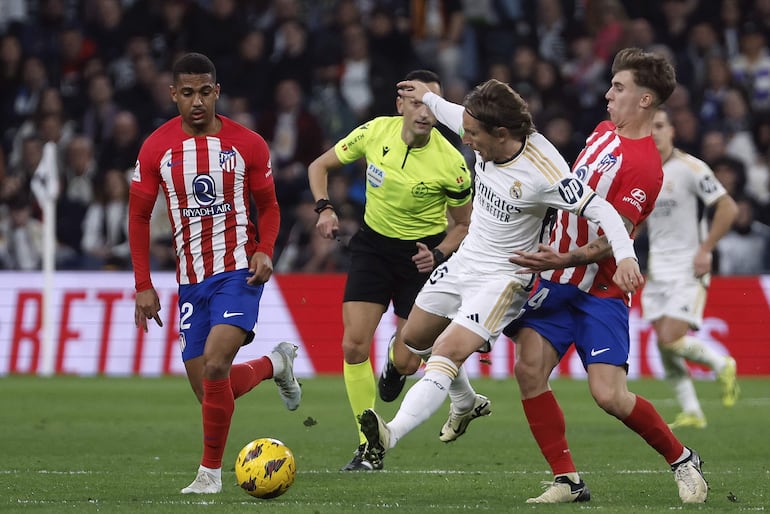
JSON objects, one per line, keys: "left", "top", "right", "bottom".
{"left": 641, "top": 276, "right": 708, "bottom": 329}
{"left": 414, "top": 251, "right": 534, "bottom": 349}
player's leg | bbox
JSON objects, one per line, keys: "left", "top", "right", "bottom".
{"left": 654, "top": 317, "right": 706, "bottom": 428}
{"left": 587, "top": 363, "right": 707, "bottom": 503}
{"left": 340, "top": 300, "right": 385, "bottom": 471}
{"left": 378, "top": 323, "right": 423, "bottom": 402}
{"left": 515, "top": 327, "right": 588, "bottom": 503}
{"left": 378, "top": 238, "right": 442, "bottom": 403}
{"left": 663, "top": 331, "right": 739, "bottom": 407}
{"left": 361, "top": 316, "right": 481, "bottom": 459}
{"left": 583, "top": 294, "right": 706, "bottom": 504}
{"left": 182, "top": 323, "right": 245, "bottom": 494}
{"left": 505, "top": 281, "right": 588, "bottom": 503}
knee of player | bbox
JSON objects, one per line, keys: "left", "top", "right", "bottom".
{"left": 394, "top": 350, "right": 423, "bottom": 375}
{"left": 590, "top": 388, "right": 625, "bottom": 416}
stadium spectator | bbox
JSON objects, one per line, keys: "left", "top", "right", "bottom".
{"left": 717, "top": 0, "right": 743, "bottom": 58}
{"left": 80, "top": 167, "right": 130, "bottom": 270}
{"left": 114, "top": 53, "right": 161, "bottom": 135}
{"left": 698, "top": 55, "right": 735, "bottom": 130}
{"left": 643, "top": 106, "right": 739, "bottom": 431}
{"left": 268, "top": 18, "right": 314, "bottom": 95}
{"left": 257, "top": 77, "right": 325, "bottom": 259}
{"left": 307, "top": 53, "right": 357, "bottom": 148}
{"left": 716, "top": 194, "right": 770, "bottom": 274}
{"left": 221, "top": 29, "right": 272, "bottom": 115}
{"left": 0, "top": 193, "right": 43, "bottom": 270}
{"left": 97, "top": 110, "right": 142, "bottom": 175}
{"left": 409, "top": 0, "right": 465, "bottom": 84}
{"left": 0, "top": 33, "right": 25, "bottom": 147}
{"left": 57, "top": 134, "right": 96, "bottom": 268}
{"left": 308, "top": 69, "right": 472, "bottom": 471}
{"left": 730, "top": 21, "right": 770, "bottom": 114}
{"left": 79, "top": 72, "right": 120, "bottom": 148}
{"left": 128, "top": 52, "right": 300, "bottom": 495}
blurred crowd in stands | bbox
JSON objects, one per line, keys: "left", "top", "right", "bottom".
{"left": 0, "top": 0, "right": 769, "bottom": 274}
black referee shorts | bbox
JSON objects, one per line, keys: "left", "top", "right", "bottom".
{"left": 343, "top": 224, "right": 445, "bottom": 319}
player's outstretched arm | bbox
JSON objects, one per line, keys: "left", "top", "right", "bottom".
{"left": 397, "top": 80, "right": 465, "bottom": 135}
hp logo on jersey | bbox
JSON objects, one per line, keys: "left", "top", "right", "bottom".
{"left": 558, "top": 178, "right": 584, "bottom": 204}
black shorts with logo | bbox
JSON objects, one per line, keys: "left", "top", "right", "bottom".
{"left": 343, "top": 223, "right": 445, "bottom": 319}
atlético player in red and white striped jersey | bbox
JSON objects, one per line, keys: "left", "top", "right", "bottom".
{"left": 505, "top": 49, "right": 708, "bottom": 505}
{"left": 128, "top": 53, "right": 301, "bottom": 495}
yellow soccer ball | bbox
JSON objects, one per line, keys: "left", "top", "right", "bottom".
{"left": 235, "top": 438, "right": 296, "bottom": 499}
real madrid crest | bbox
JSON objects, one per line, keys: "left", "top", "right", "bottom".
{"left": 510, "top": 180, "right": 522, "bottom": 199}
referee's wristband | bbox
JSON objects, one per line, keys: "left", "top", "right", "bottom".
{"left": 431, "top": 247, "right": 446, "bottom": 267}
{"left": 314, "top": 198, "right": 335, "bottom": 214}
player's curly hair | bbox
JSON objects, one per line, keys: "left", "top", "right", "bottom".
{"left": 463, "top": 79, "right": 535, "bottom": 140}
{"left": 611, "top": 48, "right": 676, "bottom": 106}
{"left": 172, "top": 52, "right": 217, "bottom": 83}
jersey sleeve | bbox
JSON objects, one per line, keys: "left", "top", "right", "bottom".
{"left": 606, "top": 155, "right": 663, "bottom": 226}
{"left": 441, "top": 142, "right": 473, "bottom": 207}
{"left": 693, "top": 159, "right": 728, "bottom": 207}
{"left": 333, "top": 119, "right": 374, "bottom": 165}
{"left": 246, "top": 133, "right": 280, "bottom": 258}
{"left": 545, "top": 177, "right": 636, "bottom": 264}
{"left": 128, "top": 140, "right": 162, "bottom": 291}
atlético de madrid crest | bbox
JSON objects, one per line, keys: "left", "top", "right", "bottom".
{"left": 220, "top": 149, "right": 236, "bottom": 172}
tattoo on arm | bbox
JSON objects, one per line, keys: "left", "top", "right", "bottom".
{"left": 567, "top": 237, "right": 612, "bottom": 266}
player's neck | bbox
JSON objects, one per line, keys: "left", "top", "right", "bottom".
{"left": 492, "top": 138, "right": 523, "bottom": 163}
{"left": 183, "top": 116, "right": 222, "bottom": 137}
{"left": 659, "top": 146, "right": 674, "bottom": 163}
{"left": 402, "top": 132, "right": 430, "bottom": 148}
{"left": 615, "top": 115, "right": 653, "bottom": 140}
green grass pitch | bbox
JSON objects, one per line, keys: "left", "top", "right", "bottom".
{"left": 1, "top": 375, "right": 767, "bottom": 513}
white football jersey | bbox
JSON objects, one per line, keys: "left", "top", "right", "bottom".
{"left": 646, "top": 148, "right": 727, "bottom": 281}
{"left": 422, "top": 92, "right": 621, "bottom": 275}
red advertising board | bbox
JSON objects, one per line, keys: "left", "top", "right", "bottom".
{"left": 1, "top": 272, "right": 768, "bottom": 377}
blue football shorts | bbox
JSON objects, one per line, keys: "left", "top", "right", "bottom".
{"left": 505, "top": 279, "right": 630, "bottom": 369}
{"left": 177, "top": 269, "right": 264, "bottom": 361}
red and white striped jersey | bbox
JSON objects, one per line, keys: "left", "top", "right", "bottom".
{"left": 131, "top": 115, "right": 274, "bottom": 285}
{"left": 541, "top": 121, "right": 663, "bottom": 300}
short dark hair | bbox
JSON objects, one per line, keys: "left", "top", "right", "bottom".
{"left": 611, "top": 47, "right": 676, "bottom": 106}
{"left": 463, "top": 79, "right": 535, "bottom": 140}
{"left": 404, "top": 69, "right": 441, "bottom": 87}
{"left": 172, "top": 52, "right": 217, "bottom": 83}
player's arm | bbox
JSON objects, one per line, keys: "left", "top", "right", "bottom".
{"left": 511, "top": 214, "right": 633, "bottom": 270}
{"left": 694, "top": 193, "right": 738, "bottom": 277}
{"left": 128, "top": 187, "right": 162, "bottom": 331}
{"left": 249, "top": 181, "right": 280, "bottom": 286}
{"left": 307, "top": 147, "right": 343, "bottom": 239}
{"left": 511, "top": 195, "right": 641, "bottom": 293}
{"left": 396, "top": 81, "right": 465, "bottom": 135}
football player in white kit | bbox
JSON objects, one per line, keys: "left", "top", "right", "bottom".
{"left": 644, "top": 107, "right": 739, "bottom": 429}
{"left": 358, "top": 79, "right": 642, "bottom": 471}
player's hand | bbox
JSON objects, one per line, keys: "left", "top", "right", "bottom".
{"left": 693, "top": 247, "right": 712, "bottom": 278}
{"left": 315, "top": 209, "right": 340, "bottom": 239}
{"left": 135, "top": 288, "right": 162, "bottom": 332}
{"left": 248, "top": 252, "right": 274, "bottom": 285}
{"left": 509, "top": 244, "right": 568, "bottom": 272}
{"left": 412, "top": 242, "right": 435, "bottom": 273}
{"left": 397, "top": 80, "right": 431, "bottom": 101}
{"left": 612, "top": 257, "right": 644, "bottom": 294}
